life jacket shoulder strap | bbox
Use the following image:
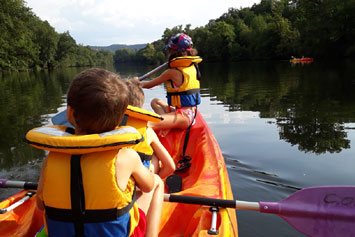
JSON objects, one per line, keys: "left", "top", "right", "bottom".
{"left": 168, "top": 56, "right": 202, "bottom": 68}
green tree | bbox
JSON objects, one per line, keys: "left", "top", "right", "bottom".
{"left": 295, "top": 0, "right": 355, "bottom": 57}
{"left": 56, "top": 31, "right": 77, "bottom": 66}
{"left": 205, "top": 21, "right": 236, "bottom": 61}
{"left": 0, "top": 0, "right": 38, "bottom": 70}
{"left": 30, "top": 18, "right": 59, "bottom": 68}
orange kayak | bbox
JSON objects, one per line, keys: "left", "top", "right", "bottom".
{"left": 0, "top": 111, "right": 237, "bottom": 236}
{"left": 0, "top": 190, "right": 43, "bottom": 236}
{"left": 157, "top": 110, "right": 238, "bottom": 236}
{"left": 290, "top": 57, "right": 314, "bottom": 63}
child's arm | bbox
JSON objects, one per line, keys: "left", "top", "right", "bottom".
{"left": 147, "top": 127, "right": 175, "bottom": 179}
{"left": 139, "top": 69, "right": 182, "bottom": 89}
{"left": 116, "top": 148, "right": 155, "bottom": 193}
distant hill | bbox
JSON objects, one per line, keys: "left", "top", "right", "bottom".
{"left": 90, "top": 44, "right": 147, "bottom": 52}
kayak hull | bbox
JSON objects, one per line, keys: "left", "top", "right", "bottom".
{"left": 157, "top": 110, "right": 238, "bottom": 236}
{"left": 290, "top": 57, "right": 314, "bottom": 63}
{"left": 0, "top": 190, "right": 43, "bottom": 237}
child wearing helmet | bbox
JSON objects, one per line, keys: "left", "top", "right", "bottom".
{"left": 138, "top": 33, "right": 202, "bottom": 137}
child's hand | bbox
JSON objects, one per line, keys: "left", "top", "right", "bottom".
{"left": 131, "top": 77, "right": 143, "bottom": 87}
{"left": 132, "top": 77, "right": 146, "bottom": 88}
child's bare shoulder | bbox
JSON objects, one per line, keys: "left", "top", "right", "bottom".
{"left": 146, "top": 126, "right": 158, "bottom": 144}
{"left": 116, "top": 148, "right": 141, "bottom": 167}
{"left": 165, "top": 68, "right": 181, "bottom": 77}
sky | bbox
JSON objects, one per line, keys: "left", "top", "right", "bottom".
{"left": 25, "top": 0, "right": 260, "bottom": 46}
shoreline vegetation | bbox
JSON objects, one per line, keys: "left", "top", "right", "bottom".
{"left": 1, "top": 0, "right": 355, "bottom": 71}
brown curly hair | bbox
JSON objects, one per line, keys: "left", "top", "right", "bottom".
{"left": 67, "top": 68, "right": 129, "bottom": 134}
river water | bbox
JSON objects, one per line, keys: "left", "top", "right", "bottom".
{"left": 1, "top": 60, "right": 355, "bottom": 236}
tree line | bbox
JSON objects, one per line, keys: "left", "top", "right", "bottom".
{"left": 114, "top": 0, "right": 355, "bottom": 65}
{"left": 2, "top": 0, "right": 355, "bottom": 70}
{"left": 0, "top": 0, "right": 113, "bottom": 71}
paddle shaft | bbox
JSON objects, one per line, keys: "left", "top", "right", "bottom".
{"left": 4, "top": 179, "right": 353, "bottom": 217}
{"left": 2, "top": 179, "right": 355, "bottom": 236}
{"left": 138, "top": 62, "right": 168, "bottom": 81}
{"left": 3, "top": 179, "right": 355, "bottom": 216}
{"left": 164, "top": 194, "right": 260, "bottom": 211}
{"left": 1, "top": 179, "right": 260, "bottom": 211}
{"left": 0, "top": 179, "right": 38, "bottom": 190}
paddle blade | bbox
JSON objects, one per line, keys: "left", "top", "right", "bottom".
{"left": 260, "top": 186, "right": 355, "bottom": 237}
{"left": 51, "top": 110, "right": 73, "bottom": 127}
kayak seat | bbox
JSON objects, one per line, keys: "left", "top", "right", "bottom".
{"left": 166, "top": 174, "right": 182, "bottom": 193}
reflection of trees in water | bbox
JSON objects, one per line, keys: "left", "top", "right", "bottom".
{"left": 276, "top": 117, "right": 350, "bottom": 154}
{"left": 0, "top": 69, "right": 79, "bottom": 169}
{"left": 201, "top": 61, "right": 355, "bottom": 155}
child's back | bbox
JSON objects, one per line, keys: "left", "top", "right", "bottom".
{"left": 27, "top": 68, "right": 156, "bottom": 236}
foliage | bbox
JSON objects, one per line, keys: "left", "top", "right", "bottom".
{"left": 2, "top": 0, "right": 355, "bottom": 70}
{"left": 0, "top": 0, "right": 113, "bottom": 71}
{"left": 114, "top": 0, "right": 355, "bottom": 65}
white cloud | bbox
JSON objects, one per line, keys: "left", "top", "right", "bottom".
{"left": 25, "top": 0, "right": 259, "bottom": 45}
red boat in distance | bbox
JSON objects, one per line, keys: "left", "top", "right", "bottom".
{"left": 290, "top": 56, "right": 314, "bottom": 63}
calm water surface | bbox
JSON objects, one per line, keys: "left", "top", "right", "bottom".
{"left": 1, "top": 61, "right": 355, "bottom": 236}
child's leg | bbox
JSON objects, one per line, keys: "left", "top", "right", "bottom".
{"left": 150, "top": 98, "right": 171, "bottom": 115}
{"left": 151, "top": 155, "right": 173, "bottom": 179}
{"left": 136, "top": 174, "right": 164, "bottom": 237}
{"left": 149, "top": 155, "right": 160, "bottom": 175}
{"left": 148, "top": 112, "right": 190, "bottom": 130}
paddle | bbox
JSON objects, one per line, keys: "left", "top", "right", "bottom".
{"left": 0, "top": 179, "right": 38, "bottom": 190}
{"left": 165, "top": 186, "right": 355, "bottom": 236}
{"left": 2, "top": 179, "right": 355, "bottom": 236}
{"left": 138, "top": 62, "right": 168, "bottom": 81}
{"left": 50, "top": 62, "right": 168, "bottom": 126}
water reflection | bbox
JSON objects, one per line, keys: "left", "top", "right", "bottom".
{"left": 0, "top": 68, "right": 81, "bottom": 170}
{"left": 1, "top": 61, "right": 354, "bottom": 171}
{"left": 200, "top": 61, "right": 355, "bottom": 154}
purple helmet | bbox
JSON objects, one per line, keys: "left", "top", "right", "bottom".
{"left": 165, "top": 33, "right": 193, "bottom": 52}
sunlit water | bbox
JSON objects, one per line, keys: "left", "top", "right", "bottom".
{"left": 1, "top": 61, "right": 355, "bottom": 236}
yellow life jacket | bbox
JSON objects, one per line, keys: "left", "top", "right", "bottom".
{"left": 24, "top": 125, "right": 143, "bottom": 236}
{"left": 121, "top": 105, "right": 163, "bottom": 163}
{"left": 166, "top": 56, "right": 202, "bottom": 108}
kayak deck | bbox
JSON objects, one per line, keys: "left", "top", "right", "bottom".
{"left": 0, "top": 190, "right": 43, "bottom": 236}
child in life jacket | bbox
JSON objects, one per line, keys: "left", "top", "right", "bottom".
{"left": 123, "top": 79, "right": 175, "bottom": 234}
{"left": 124, "top": 79, "right": 175, "bottom": 178}
{"left": 26, "top": 68, "right": 163, "bottom": 237}
{"left": 138, "top": 33, "right": 202, "bottom": 134}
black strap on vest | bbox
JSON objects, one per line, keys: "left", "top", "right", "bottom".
{"left": 45, "top": 187, "right": 137, "bottom": 223}
{"left": 193, "top": 62, "right": 201, "bottom": 81}
{"left": 71, "top": 154, "right": 85, "bottom": 236}
{"left": 65, "top": 127, "right": 75, "bottom": 134}
{"left": 167, "top": 88, "right": 200, "bottom": 96}
{"left": 137, "top": 152, "right": 153, "bottom": 162}
{"left": 120, "top": 114, "right": 129, "bottom": 126}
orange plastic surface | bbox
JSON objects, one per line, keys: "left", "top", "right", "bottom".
{"left": 157, "top": 111, "right": 238, "bottom": 236}
{"left": 0, "top": 190, "right": 43, "bottom": 237}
